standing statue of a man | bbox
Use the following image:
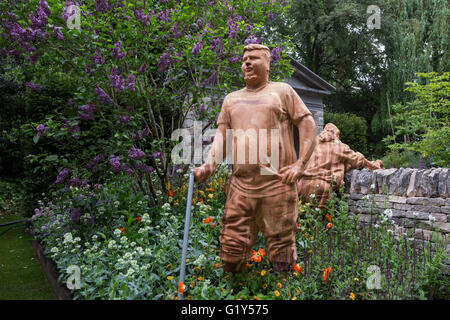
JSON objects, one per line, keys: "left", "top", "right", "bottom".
{"left": 193, "top": 44, "right": 317, "bottom": 273}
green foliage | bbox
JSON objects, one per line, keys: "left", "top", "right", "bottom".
{"left": 384, "top": 72, "right": 450, "bottom": 167}
{"left": 381, "top": 149, "right": 429, "bottom": 169}
{"left": 30, "top": 167, "right": 448, "bottom": 300}
{"left": 324, "top": 112, "right": 368, "bottom": 155}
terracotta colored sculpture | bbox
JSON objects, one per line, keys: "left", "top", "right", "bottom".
{"left": 193, "top": 44, "right": 317, "bottom": 273}
{"left": 297, "top": 123, "right": 384, "bottom": 209}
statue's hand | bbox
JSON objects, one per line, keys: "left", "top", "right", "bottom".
{"left": 375, "top": 160, "right": 384, "bottom": 169}
{"left": 192, "top": 165, "right": 210, "bottom": 183}
{"left": 279, "top": 163, "right": 304, "bottom": 185}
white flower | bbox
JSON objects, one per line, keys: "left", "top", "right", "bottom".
{"left": 73, "top": 237, "right": 81, "bottom": 243}
{"left": 374, "top": 223, "right": 379, "bottom": 229}
{"left": 120, "top": 236, "right": 128, "bottom": 244}
{"left": 126, "top": 268, "right": 135, "bottom": 277}
{"left": 63, "top": 232, "right": 73, "bottom": 244}
{"left": 387, "top": 230, "right": 394, "bottom": 234}
{"left": 124, "top": 252, "right": 132, "bottom": 260}
{"left": 383, "top": 209, "right": 393, "bottom": 219}
{"left": 413, "top": 212, "right": 419, "bottom": 218}
{"left": 145, "top": 248, "right": 152, "bottom": 256}
{"left": 114, "top": 229, "right": 122, "bottom": 237}
{"left": 428, "top": 215, "right": 436, "bottom": 222}
{"left": 310, "top": 194, "right": 316, "bottom": 199}
{"left": 50, "top": 247, "right": 59, "bottom": 253}
{"left": 108, "top": 240, "right": 116, "bottom": 249}
{"left": 370, "top": 183, "right": 375, "bottom": 190}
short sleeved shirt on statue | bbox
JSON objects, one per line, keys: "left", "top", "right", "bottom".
{"left": 216, "top": 81, "right": 312, "bottom": 198}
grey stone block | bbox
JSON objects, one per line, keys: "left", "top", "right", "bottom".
{"left": 375, "top": 168, "right": 397, "bottom": 194}
{"left": 441, "top": 206, "right": 450, "bottom": 214}
{"left": 389, "top": 168, "right": 414, "bottom": 196}
{"left": 406, "top": 197, "right": 445, "bottom": 206}
{"left": 438, "top": 168, "right": 449, "bottom": 198}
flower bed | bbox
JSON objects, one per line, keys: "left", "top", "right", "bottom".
{"left": 30, "top": 168, "right": 449, "bottom": 300}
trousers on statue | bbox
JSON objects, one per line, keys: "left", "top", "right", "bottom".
{"left": 219, "top": 183, "right": 298, "bottom": 272}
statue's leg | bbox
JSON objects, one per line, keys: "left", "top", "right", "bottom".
{"left": 257, "top": 189, "right": 298, "bottom": 273}
{"left": 219, "top": 186, "right": 258, "bottom": 273}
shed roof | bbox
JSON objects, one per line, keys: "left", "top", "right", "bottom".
{"left": 286, "top": 57, "right": 336, "bottom": 96}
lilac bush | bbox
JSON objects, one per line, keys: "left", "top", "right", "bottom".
{"left": 0, "top": 0, "right": 293, "bottom": 203}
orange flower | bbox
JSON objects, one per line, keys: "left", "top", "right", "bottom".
{"left": 199, "top": 197, "right": 204, "bottom": 204}
{"left": 258, "top": 248, "right": 266, "bottom": 257}
{"left": 206, "top": 188, "right": 215, "bottom": 192}
{"left": 168, "top": 189, "right": 175, "bottom": 197}
{"left": 178, "top": 281, "right": 185, "bottom": 295}
{"left": 323, "top": 267, "right": 331, "bottom": 282}
{"left": 326, "top": 223, "right": 333, "bottom": 229}
{"left": 214, "top": 263, "right": 222, "bottom": 269}
{"left": 210, "top": 222, "right": 217, "bottom": 227}
{"left": 135, "top": 216, "right": 142, "bottom": 222}
{"left": 293, "top": 263, "right": 302, "bottom": 274}
{"left": 326, "top": 213, "right": 331, "bottom": 222}
{"left": 120, "top": 227, "right": 126, "bottom": 234}
{"left": 203, "top": 216, "right": 211, "bottom": 224}
{"left": 251, "top": 254, "right": 262, "bottom": 263}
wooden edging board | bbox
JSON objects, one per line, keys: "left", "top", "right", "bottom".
{"left": 27, "top": 227, "right": 73, "bottom": 300}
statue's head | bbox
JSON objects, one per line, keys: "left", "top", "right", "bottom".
{"left": 242, "top": 44, "right": 270, "bottom": 88}
{"left": 318, "top": 123, "right": 340, "bottom": 142}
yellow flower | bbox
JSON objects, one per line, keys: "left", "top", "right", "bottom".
{"left": 262, "top": 283, "right": 268, "bottom": 290}
{"left": 308, "top": 249, "right": 312, "bottom": 254}
{"left": 198, "top": 276, "right": 203, "bottom": 281}
{"left": 167, "top": 276, "right": 174, "bottom": 280}
{"left": 274, "top": 290, "right": 280, "bottom": 297}
{"left": 186, "top": 259, "right": 189, "bottom": 263}
{"left": 208, "top": 193, "right": 214, "bottom": 199}
{"left": 186, "top": 296, "right": 193, "bottom": 300}
{"left": 189, "top": 283, "right": 195, "bottom": 288}
{"left": 260, "top": 270, "right": 266, "bottom": 276}
{"left": 292, "top": 296, "right": 297, "bottom": 300}
{"left": 354, "top": 277, "right": 359, "bottom": 282}
{"left": 350, "top": 292, "right": 356, "bottom": 300}
{"left": 276, "top": 282, "right": 282, "bottom": 288}
{"left": 296, "top": 289, "right": 300, "bottom": 295}
{"left": 199, "top": 190, "right": 205, "bottom": 196}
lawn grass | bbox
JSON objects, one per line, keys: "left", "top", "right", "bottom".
{"left": 0, "top": 213, "right": 55, "bottom": 300}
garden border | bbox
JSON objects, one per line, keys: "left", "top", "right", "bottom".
{"left": 27, "top": 227, "right": 72, "bottom": 300}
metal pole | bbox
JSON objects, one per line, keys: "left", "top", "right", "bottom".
{"left": 178, "top": 170, "right": 195, "bottom": 300}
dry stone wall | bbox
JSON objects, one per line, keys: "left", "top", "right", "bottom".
{"left": 343, "top": 168, "right": 450, "bottom": 272}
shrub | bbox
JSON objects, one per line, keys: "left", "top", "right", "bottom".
{"left": 324, "top": 112, "right": 368, "bottom": 155}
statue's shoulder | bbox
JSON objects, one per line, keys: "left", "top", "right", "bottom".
{"left": 269, "top": 81, "right": 293, "bottom": 92}
{"left": 224, "top": 88, "right": 246, "bottom": 101}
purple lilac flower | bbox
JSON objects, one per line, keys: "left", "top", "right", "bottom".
{"left": 111, "top": 40, "right": 126, "bottom": 60}
{"left": 160, "top": 0, "right": 170, "bottom": 4}
{"left": 36, "top": 124, "right": 49, "bottom": 137}
{"left": 191, "top": 41, "right": 203, "bottom": 55}
{"left": 91, "top": 52, "right": 104, "bottom": 65}
{"left": 142, "top": 126, "right": 150, "bottom": 136}
{"left": 228, "top": 53, "right": 240, "bottom": 64}
{"left": 245, "top": 24, "right": 253, "bottom": 34}
{"left": 128, "top": 148, "right": 146, "bottom": 160}
{"left": 271, "top": 46, "right": 282, "bottom": 63}
{"left": 158, "top": 51, "right": 172, "bottom": 72}
{"left": 79, "top": 102, "right": 96, "bottom": 120}
{"left": 121, "top": 163, "right": 134, "bottom": 176}
{"left": 62, "top": 1, "right": 75, "bottom": 22}
{"left": 126, "top": 74, "right": 135, "bottom": 91}
{"left": 151, "top": 151, "right": 163, "bottom": 159}
{"left": 40, "top": 0, "right": 51, "bottom": 15}
{"left": 118, "top": 115, "right": 130, "bottom": 124}
{"left": 109, "top": 67, "right": 124, "bottom": 93}
{"left": 53, "top": 26, "right": 64, "bottom": 40}
{"left": 157, "top": 10, "right": 170, "bottom": 23}
{"left": 210, "top": 37, "right": 224, "bottom": 53}
{"left": 134, "top": 8, "right": 153, "bottom": 25}
{"left": 110, "top": 155, "right": 121, "bottom": 171}
{"left": 94, "top": 0, "right": 112, "bottom": 13}
{"left": 227, "top": 16, "right": 238, "bottom": 39}
{"left": 268, "top": 11, "right": 275, "bottom": 21}
{"left": 138, "top": 63, "right": 147, "bottom": 74}
{"left": 55, "top": 168, "right": 71, "bottom": 185}
{"left": 244, "top": 35, "right": 259, "bottom": 45}
{"left": 202, "top": 72, "right": 217, "bottom": 87}
{"left": 136, "top": 163, "right": 155, "bottom": 174}
{"left": 95, "top": 86, "right": 113, "bottom": 104}
{"left": 25, "top": 82, "right": 42, "bottom": 91}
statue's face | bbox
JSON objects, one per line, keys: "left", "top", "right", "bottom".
{"left": 241, "top": 49, "right": 269, "bottom": 87}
